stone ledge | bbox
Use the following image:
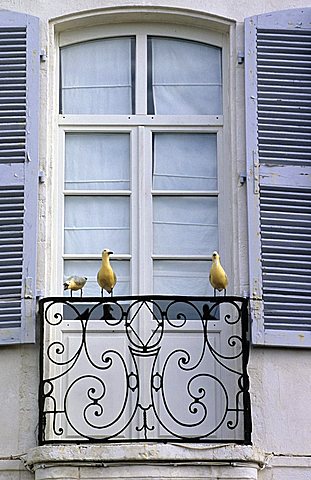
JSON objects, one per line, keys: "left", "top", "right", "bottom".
{"left": 267, "top": 454, "right": 311, "bottom": 468}
{"left": 26, "top": 443, "right": 265, "bottom": 469}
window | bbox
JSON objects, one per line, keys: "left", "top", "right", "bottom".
{"left": 147, "top": 37, "right": 222, "bottom": 115}
{"left": 55, "top": 24, "right": 229, "bottom": 297}
{"left": 44, "top": 14, "right": 251, "bottom": 445}
{"left": 61, "top": 37, "right": 135, "bottom": 115}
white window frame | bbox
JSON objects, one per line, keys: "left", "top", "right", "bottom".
{"left": 145, "top": 125, "right": 225, "bottom": 296}
{"left": 50, "top": 21, "right": 233, "bottom": 297}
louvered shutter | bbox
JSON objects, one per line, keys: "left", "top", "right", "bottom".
{"left": 0, "top": 10, "right": 39, "bottom": 344}
{"left": 245, "top": 8, "right": 311, "bottom": 347}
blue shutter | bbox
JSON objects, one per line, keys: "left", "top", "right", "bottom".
{"left": 0, "top": 10, "right": 39, "bottom": 344}
{"left": 245, "top": 8, "right": 311, "bottom": 347}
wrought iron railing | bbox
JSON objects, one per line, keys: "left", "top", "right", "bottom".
{"left": 38, "top": 295, "right": 251, "bottom": 444}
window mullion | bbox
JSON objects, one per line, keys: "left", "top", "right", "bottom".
{"left": 137, "top": 126, "right": 153, "bottom": 293}
{"left": 135, "top": 34, "right": 147, "bottom": 114}
{"left": 53, "top": 128, "right": 66, "bottom": 296}
{"left": 130, "top": 128, "right": 139, "bottom": 295}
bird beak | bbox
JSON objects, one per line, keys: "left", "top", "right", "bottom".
{"left": 108, "top": 250, "right": 113, "bottom": 255}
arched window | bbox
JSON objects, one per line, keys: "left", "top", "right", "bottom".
{"left": 54, "top": 20, "right": 230, "bottom": 297}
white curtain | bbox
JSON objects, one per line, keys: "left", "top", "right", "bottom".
{"left": 65, "top": 133, "right": 130, "bottom": 190}
{"left": 150, "top": 37, "right": 222, "bottom": 115}
{"left": 64, "top": 196, "right": 130, "bottom": 254}
{"left": 153, "top": 196, "right": 218, "bottom": 256}
{"left": 153, "top": 133, "right": 217, "bottom": 190}
{"left": 152, "top": 131, "right": 218, "bottom": 295}
{"left": 61, "top": 37, "right": 133, "bottom": 114}
{"left": 153, "top": 260, "right": 213, "bottom": 295}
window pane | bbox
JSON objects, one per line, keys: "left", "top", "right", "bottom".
{"left": 64, "top": 260, "right": 130, "bottom": 296}
{"left": 64, "top": 196, "right": 130, "bottom": 254}
{"left": 65, "top": 133, "right": 130, "bottom": 190}
{"left": 148, "top": 37, "right": 222, "bottom": 115}
{"left": 153, "top": 133, "right": 217, "bottom": 190}
{"left": 153, "top": 260, "right": 212, "bottom": 295}
{"left": 61, "top": 37, "right": 134, "bottom": 114}
{"left": 153, "top": 197, "right": 218, "bottom": 255}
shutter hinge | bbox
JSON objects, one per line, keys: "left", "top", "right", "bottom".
{"left": 241, "top": 288, "right": 250, "bottom": 298}
{"left": 40, "top": 48, "right": 47, "bottom": 62}
{"left": 253, "top": 151, "right": 259, "bottom": 194}
{"left": 237, "top": 51, "right": 244, "bottom": 65}
{"left": 239, "top": 172, "right": 247, "bottom": 185}
{"left": 24, "top": 277, "right": 34, "bottom": 299}
{"left": 39, "top": 170, "right": 46, "bottom": 183}
{"left": 36, "top": 289, "right": 44, "bottom": 299}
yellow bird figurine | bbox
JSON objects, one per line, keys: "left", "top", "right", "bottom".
{"left": 63, "top": 276, "right": 87, "bottom": 297}
{"left": 97, "top": 249, "right": 117, "bottom": 296}
{"left": 209, "top": 251, "right": 228, "bottom": 296}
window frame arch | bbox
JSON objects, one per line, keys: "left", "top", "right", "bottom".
{"left": 48, "top": 10, "right": 237, "bottom": 298}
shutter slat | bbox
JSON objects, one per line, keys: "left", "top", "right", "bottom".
{"left": 262, "top": 243, "right": 311, "bottom": 252}
{"left": 264, "top": 278, "right": 311, "bottom": 287}
{"left": 260, "top": 133, "right": 311, "bottom": 142}
{"left": 264, "top": 282, "right": 311, "bottom": 292}
{"left": 0, "top": 272, "right": 23, "bottom": 282}
{"left": 262, "top": 233, "right": 311, "bottom": 242}
{"left": 0, "top": 247, "right": 23, "bottom": 253}
{"left": 258, "top": 73, "right": 311, "bottom": 80}
{"left": 261, "top": 217, "right": 310, "bottom": 227}
{"left": 263, "top": 258, "right": 311, "bottom": 269}
{"left": 264, "top": 293, "right": 311, "bottom": 303}
{"left": 264, "top": 321, "right": 311, "bottom": 331}
{"left": 0, "top": 320, "right": 23, "bottom": 328}
{"left": 261, "top": 194, "right": 310, "bottom": 208}
{"left": 264, "top": 305, "right": 311, "bottom": 314}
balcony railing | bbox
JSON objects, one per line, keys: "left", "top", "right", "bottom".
{"left": 38, "top": 295, "right": 251, "bottom": 444}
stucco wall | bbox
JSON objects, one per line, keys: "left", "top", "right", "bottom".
{"left": 0, "top": 1, "right": 310, "bottom": 479}
{"left": 0, "top": 0, "right": 310, "bottom": 23}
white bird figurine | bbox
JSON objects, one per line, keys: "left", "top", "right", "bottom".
{"left": 63, "top": 275, "right": 87, "bottom": 297}
{"left": 97, "top": 249, "right": 117, "bottom": 296}
{"left": 209, "top": 251, "right": 228, "bottom": 296}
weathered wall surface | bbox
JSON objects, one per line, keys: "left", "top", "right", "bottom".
{"left": 0, "top": 1, "right": 310, "bottom": 479}
{"left": 0, "top": 0, "right": 310, "bottom": 22}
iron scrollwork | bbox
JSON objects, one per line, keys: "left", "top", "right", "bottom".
{"left": 38, "top": 295, "right": 251, "bottom": 444}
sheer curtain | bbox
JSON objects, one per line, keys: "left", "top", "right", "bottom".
{"left": 65, "top": 133, "right": 130, "bottom": 190}
{"left": 61, "top": 37, "right": 134, "bottom": 114}
{"left": 64, "top": 196, "right": 130, "bottom": 254}
{"left": 153, "top": 133, "right": 217, "bottom": 190}
{"left": 153, "top": 196, "right": 218, "bottom": 255}
{"left": 64, "top": 132, "right": 131, "bottom": 296}
{"left": 154, "top": 261, "right": 212, "bottom": 295}
{"left": 148, "top": 37, "right": 222, "bottom": 115}
{"left": 152, "top": 133, "right": 218, "bottom": 295}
